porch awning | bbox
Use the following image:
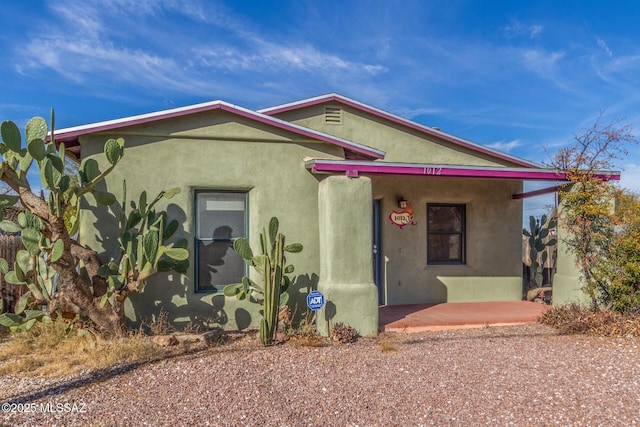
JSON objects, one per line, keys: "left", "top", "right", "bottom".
{"left": 305, "top": 159, "right": 621, "bottom": 182}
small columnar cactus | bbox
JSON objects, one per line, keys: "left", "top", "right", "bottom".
{"left": 223, "top": 217, "right": 302, "bottom": 346}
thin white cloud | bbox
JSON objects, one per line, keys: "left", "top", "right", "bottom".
{"left": 21, "top": 37, "right": 197, "bottom": 93}
{"left": 485, "top": 139, "right": 523, "bottom": 152}
{"left": 503, "top": 20, "right": 543, "bottom": 39}
{"left": 394, "top": 106, "right": 450, "bottom": 120}
{"left": 596, "top": 37, "right": 613, "bottom": 57}
{"left": 195, "top": 43, "right": 387, "bottom": 75}
{"left": 49, "top": 2, "right": 103, "bottom": 38}
{"left": 520, "top": 49, "right": 565, "bottom": 75}
{"left": 602, "top": 54, "right": 640, "bottom": 75}
{"left": 15, "top": 0, "right": 386, "bottom": 97}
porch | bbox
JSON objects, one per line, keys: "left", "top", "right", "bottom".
{"left": 379, "top": 301, "right": 548, "bottom": 333}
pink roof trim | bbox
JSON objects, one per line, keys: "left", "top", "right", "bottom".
{"left": 260, "top": 93, "right": 541, "bottom": 169}
{"left": 305, "top": 159, "right": 621, "bottom": 182}
{"left": 52, "top": 100, "right": 385, "bottom": 160}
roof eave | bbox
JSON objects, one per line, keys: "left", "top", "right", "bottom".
{"left": 304, "top": 159, "right": 621, "bottom": 182}
{"left": 48, "top": 101, "right": 228, "bottom": 145}
{"left": 48, "top": 100, "right": 385, "bottom": 161}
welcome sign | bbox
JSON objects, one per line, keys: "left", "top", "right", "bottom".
{"left": 389, "top": 206, "right": 416, "bottom": 229}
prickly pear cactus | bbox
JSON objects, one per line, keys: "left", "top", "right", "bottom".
{"left": 523, "top": 214, "right": 557, "bottom": 288}
{"left": 0, "top": 114, "right": 189, "bottom": 334}
{"left": 96, "top": 182, "right": 189, "bottom": 308}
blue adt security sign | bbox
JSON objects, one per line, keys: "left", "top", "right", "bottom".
{"left": 307, "top": 290, "right": 325, "bottom": 311}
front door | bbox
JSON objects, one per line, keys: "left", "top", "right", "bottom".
{"left": 372, "top": 199, "right": 383, "bottom": 304}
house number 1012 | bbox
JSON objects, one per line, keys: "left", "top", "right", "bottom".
{"left": 424, "top": 167, "right": 442, "bottom": 175}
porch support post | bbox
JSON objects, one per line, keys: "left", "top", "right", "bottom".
{"left": 552, "top": 188, "right": 591, "bottom": 306}
{"left": 316, "top": 175, "right": 378, "bottom": 337}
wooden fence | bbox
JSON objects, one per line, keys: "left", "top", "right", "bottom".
{"left": 0, "top": 235, "right": 26, "bottom": 313}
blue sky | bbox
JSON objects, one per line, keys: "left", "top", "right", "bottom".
{"left": 1, "top": 0, "right": 639, "bottom": 218}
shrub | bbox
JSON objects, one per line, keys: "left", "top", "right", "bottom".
{"left": 284, "top": 309, "right": 325, "bottom": 347}
{"left": 148, "top": 309, "right": 172, "bottom": 336}
{"left": 539, "top": 303, "right": 640, "bottom": 337}
{"left": 330, "top": 322, "right": 359, "bottom": 344}
{"left": 602, "top": 190, "right": 640, "bottom": 312}
{"left": 376, "top": 333, "right": 400, "bottom": 354}
{"left": 548, "top": 117, "right": 637, "bottom": 310}
{"left": 288, "top": 324, "right": 325, "bottom": 347}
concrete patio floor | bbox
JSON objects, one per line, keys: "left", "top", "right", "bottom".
{"left": 379, "top": 301, "right": 549, "bottom": 333}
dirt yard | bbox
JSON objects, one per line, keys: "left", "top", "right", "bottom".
{"left": 2, "top": 324, "right": 639, "bottom": 426}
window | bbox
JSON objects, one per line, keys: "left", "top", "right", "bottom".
{"left": 195, "top": 191, "right": 247, "bottom": 292}
{"left": 427, "top": 204, "right": 466, "bottom": 265}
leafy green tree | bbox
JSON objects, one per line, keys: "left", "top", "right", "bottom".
{"left": 598, "top": 189, "right": 640, "bottom": 312}
{"left": 551, "top": 116, "right": 637, "bottom": 309}
{"left": 0, "top": 114, "right": 188, "bottom": 336}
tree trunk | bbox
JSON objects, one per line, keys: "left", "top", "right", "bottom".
{"left": 54, "top": 272, "right": 125, "bottom": 336}
{"left": 53, "top": 240, "right": 127, "bottom": 337}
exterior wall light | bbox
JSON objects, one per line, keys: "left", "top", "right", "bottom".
{"left": 398, "top": 197, "right": 408, "bottom": 209}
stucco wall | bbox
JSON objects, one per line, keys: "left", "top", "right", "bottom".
{"left": 372, "top": 175, "right": 524, "bottom": 304}
{"left": 77, "top": 104, "right": 530, "bottom": 331}
{"left": 271, "top": 103, "right": 523, "bottom": 167}
{"left": 78, "top": 110, "right": 342, "bottom": 329}
{"left": 316, "top": 176, "right": 378, "bottom": 336}
{"left": 552, "top": 193, "right": 591, "bottom": 306}
{"left": 272, "top": 101, "right": 525, "bottom": 304}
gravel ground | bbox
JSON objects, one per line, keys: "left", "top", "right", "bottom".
{"left": 2, "top": 323, "right": 640, "bottom": 427}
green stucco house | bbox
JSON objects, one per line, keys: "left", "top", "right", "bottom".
{"left": 53, "top": 94, "right": 615, "bottom": 336}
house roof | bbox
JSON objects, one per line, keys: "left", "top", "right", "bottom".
{"left": 260, "top": 93, "right": 541, "bottom": 169}
{"left": 51, "top": 100, "right": 385, "bottom": 161}
{"left": 305, "top": 158, "right": 621, "bottom": 182}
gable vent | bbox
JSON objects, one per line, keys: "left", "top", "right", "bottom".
{"left": 324, "top": 106, "right": 343, "bottom": 124}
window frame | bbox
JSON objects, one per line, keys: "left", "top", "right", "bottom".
{"left": 426, "top": 203, "right": 466, "bottom": 265}
{"left": 194, "top": 190, "right": 248, "bottom": 293}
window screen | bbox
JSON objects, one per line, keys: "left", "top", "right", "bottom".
{"left": 195, "top": 191, "right": 247, "bottom": 292}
